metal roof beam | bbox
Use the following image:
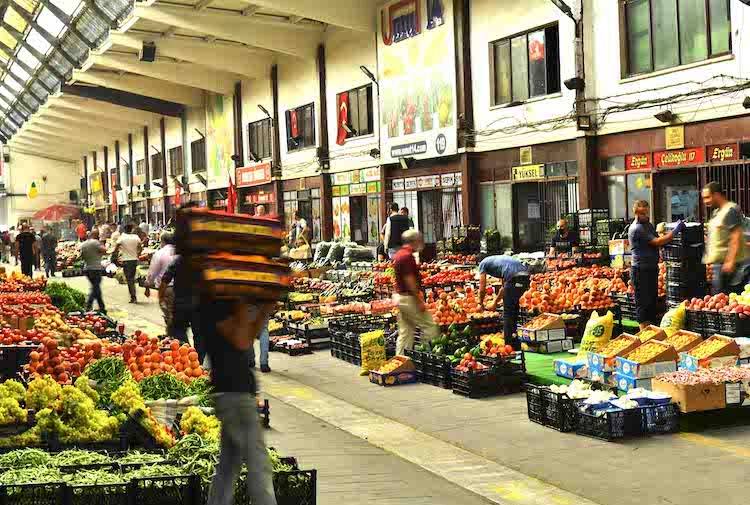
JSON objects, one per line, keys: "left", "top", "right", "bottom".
{"left": 236, "top": 0, "right": 374, "bottom": 31}
{"left": 70, "top": 70, "right": 203, "bottom": 107}
{"left": 62, "top": 83, "right": 185, "bottom": 118}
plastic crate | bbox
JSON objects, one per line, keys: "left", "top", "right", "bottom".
{"left": 665, "top": 261, "right": 706, "bottom": 284}
{"left": 525, "top": 384, "right": 580, "bottom": 432}
{"left": 595, "top": 219, "right": 628, "bottom": 238}
{"left": 64, "top": 483, "right": 129, "bottom": 505}
{"left": 704, "top": 311, "right": 723, "bottom": 334}
{"left": 128, "top": 474, "right": 199, "bottom": 505}
{"left": 686, "top": 309, "right": 705, "bottom": 333}
{"left": 477, "top": 351, "right": 526, "bottom": 375}
{"left": 641, "top": 403, "right": 680, "bottom": 435}
{"left": 665, "top": 282, "right": 706, "bottom": 304}
{"left": 0, "top": 483, "right": 64, "bottom": 505}
{"left": 662, "top": 244, "right": 704, "bottom": 262}
{"left": 578, "top": 209, "right": 609, "bottom": 227}
{"left": 576, "top": 408, "right": 644, "bottom": 441}
{"left": 0, "top": 345, "right": 33, "bottom": 381}
{"left": 665, "top": 222, "right": 704, "bottom": 246}
{"left": 720, "top": 312, "right": 750, "bottom": 337}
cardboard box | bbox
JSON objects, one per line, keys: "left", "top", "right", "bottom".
{"left": 554, "top": 359, "right": 587, "bottom": 379}
{"left": 635, "top": 325, "right": 667, "bottom": 343}
{"left": 615, "top": 373, "right": 653, "bottom": 392}
{"left": 662, "top": 330, "right": 703, "bottom": 353}
{"left": 521, "top": 338, "right": 573, "bottom": 354}
{"left": 616, "top": 340, "right": 679, "bottom": 379}
{"left": 609, "top": 239, "right": 630, "bottom": 256}
{"left": 369, "top": 356, "right": 418, "bottom": 386}
{"left": 610, "top": 254, "right": 632, "bottom": 269}
{"left": 724, "top": 381, "right": 750, "bottom": 408}
{"left": 651, "top": 379, "right": 726, "bottom": 413}
{"left": 685, "top": 334, "right": 741, "bottom": 361}
{"left": 588, "top": 334, "right": 641, "bottom": 373}
{"left": 520, "top": 314, "right": 567, "bottom": 342}
{"left": 679, "top": 353, "right": 738, "bottom": 372}
{"left": 589, "top": 369, "right": 613, "bottom": 385}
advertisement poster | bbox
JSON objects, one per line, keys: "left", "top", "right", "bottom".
{"left": 332, "top": 196, "right": 352, "bottom": 241}
{"left": 377, "top": 0, "right": 457, "bottom": 164}
{"left": 206, "top": 92, "right": 235, "bottom": 189}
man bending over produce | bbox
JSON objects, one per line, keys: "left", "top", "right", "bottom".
{"left": 478, "top": 255, "right": 530, "bottom": 349}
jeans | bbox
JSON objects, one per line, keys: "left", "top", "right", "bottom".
{"left": 503, "top": 273, "right": 530, "bottom": 348}
{"left": 207, "top": 393, "right": 277, "bottom": 505}
{"left": 1, "top": 245, "right": 9, "bottom": 263}
{"left": 20, "top": 257, "right": 33, "bottom": 277}
{"left": 712, "top": 263, "right": 750, "bottom": 296}
{"left": 122, "top": 260, "right": 138, "bottom": 301}
{"left": 396, "top": 294, "right": 438, "bottom": 355}
{"left": 85, "top": 270, "right": 106, "bottom": 312}
{"left": 250, "top": 321, "right": 270, "bottom": 367}
{"left": 631, "top": 265, "right": 658, "bottom": 325}
{"left": 44, "top": 253, "right": 56, "bottom": 277}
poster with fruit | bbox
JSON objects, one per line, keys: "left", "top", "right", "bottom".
{"left": 377, "top": 0, "right": 457, "bottom": 164}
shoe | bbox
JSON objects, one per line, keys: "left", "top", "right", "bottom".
{"left": 249, "top": 360, "right": 256, "bottom": 368}
{"left": 260, "top": 365, "right": 271, "bottom": 373}
{"left": 129, "top": 299, "right": 137, "bottom": 304}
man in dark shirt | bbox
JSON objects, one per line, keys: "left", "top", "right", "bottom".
{"left": 478, "top": 255, "right": 530, "bottom": 348}
{"left": 394, "top": 229, "right": 437, "bottom": 355}
{"left": 15, "top": 224, "right": 37, "bottom": 277}
{"left": 384, "top": 202, "right": 412, "bottom": 259}
{"left": 40, "top": 227, "right": 58, "bottom": 278}
{"left": 628, "top": 200, "right": 683, "bottom": 329}
{"left": 549, "top": 219, "right": 578, "bottom": 256}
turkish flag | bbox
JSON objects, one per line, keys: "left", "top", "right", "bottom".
{"left": 111, "top": 185, "right": 117, "bottom": 214}
{"left": 290, "top": 109, "right": 299, "bottom": 138}
{"left": 174, "top": 184, "right": 181, "bottom": 207}
{"left": 336, "top": 93, "right": 349, "bottom": 146}
{"left": 227, "top": 174, "right": 237, "bottom": 214}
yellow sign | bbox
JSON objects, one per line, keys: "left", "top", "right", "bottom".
{"left": 512, "top": 164, "right": 544, "bottom": 181}
{"left": 665, "top": 125, "right": 685, "bottom": 150}
{"left": 519, "top": 147, "right": 533, "bottom": 165}
{"left": 27, "top": 181, "right": 38, "bottom": 199}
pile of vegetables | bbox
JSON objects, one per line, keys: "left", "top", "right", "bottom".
{"left": 111, "top": 380, "right": 175, "bottom": 448}
{"left": 83, "top": 356, "right": 131, "bottom": 405}
{"left": 44, "top": 282, "right": 86, "bottom": 313}
{"left": 180, "top": 406, "right": 220, "bottom": 442}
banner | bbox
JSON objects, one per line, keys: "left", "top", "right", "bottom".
{"left": 654, "top": 148, "right": 704, "bottom": 168}
{"left": 206, "top": 92, "right": 235, "bottom": 190}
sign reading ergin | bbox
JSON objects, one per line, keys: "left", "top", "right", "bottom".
{"left": 377, "top": 0, "right": 458, "bottom": 164}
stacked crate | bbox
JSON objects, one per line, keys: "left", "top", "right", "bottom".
{"left": 662, "top": 223, "right": 706, "bottom": 306}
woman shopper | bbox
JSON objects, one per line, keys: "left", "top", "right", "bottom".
{"left": 628, "top": 200, "right": 684, "bottom": 329}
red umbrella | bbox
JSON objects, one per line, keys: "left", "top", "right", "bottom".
{"left": 32, "top": 204, "right": 80, "bottom": 222}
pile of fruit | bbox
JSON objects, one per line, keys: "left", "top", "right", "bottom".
{"left": 688, "top": 337, "right": 732, "bottom": 359}
{"left": 520, "top": 266, "right": 621, "bottom": 313}
{"left": 480, "top": 338, "right": 514, "bottom": 359}
{"left": 121, "top": 332, "right": 205, "bottom": 383}
{"left": 438, "top": 254, "right": 477, "bottom": 264}
{"left": 637, "top": 328, "right": 661, "bottom": 342}
{"left": 421, "top": 269, "right": 474, "bottom": 287}
{"left": 523, "top": 314, "right": 560, "bottom": 330}
{"left": 415, "top": 324, "right": 473, "bottom": 365}
{"left": 454, "top": 353, "right": 488, "bottom": 373}
{"left": 34, "top": 313, "right": 99, "bottom": 347}
{"left": 26, "top": 338, "right": 109, "bottom": 384}
{"left": 657, "top": 366, "right": 750, "bottom": 385}
{"left": 65, "top": 313, "right": 112, "bottom": 336}
{"left": 425, "top": 289, "right": 484, "bottom": 325}
{"left": 598, "top": 336, "right": 638, "bottom": 357}
{"left": 625, "top": 342, "right": 667, "bottom": 364}
{"left": 663, "top": 331, "right": 702, "bottom": 350}
{"left": 0, "top": 273, "right": 46, "bottom": 292}
{"left": 111, "top": 380, "right": 175, "bottom": 448}
{"left": 687, "top": 292, "right": 750, "bottom": 317}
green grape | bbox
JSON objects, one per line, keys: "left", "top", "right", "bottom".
{"left": 25, "top": 376, "right": 62, "bottom": 411}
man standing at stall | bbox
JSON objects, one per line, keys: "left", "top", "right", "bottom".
{"left": 81, "top": 229, "right": 107, "bottom": 313}
{"left": 478, "top": 255, "right": 530, "bottom": 349}
{"left": 394, "top": 229, "right": 438, "bottom": 355}
{"left": 549, "top": 218, "right": 578, "bottom": 256}
{"left": 15, "top": 224, "right": 37, "bottom": 278}
{"left": 628, "top": 200, "right": 684, "bottom": 329}
{"left": 113, "top": 224, "right": 143, "bottom": 304}
{"left": 384, "top": 202, "right": 411, "bottom": 260}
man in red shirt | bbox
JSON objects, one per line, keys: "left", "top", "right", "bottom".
{"left": 393, "top": 229, "right": 438, "bottom": 355}
{"left": 75, "top": 221, "right": 87, "bottom": 242}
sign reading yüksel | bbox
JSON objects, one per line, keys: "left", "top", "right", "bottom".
{"left": 708, "top": 143, "right": 739, "bottom": 163}
{"left": 625, "top": 153, "right": 653, "bottom": 170}
{"left": 236, "top": 163, "right": 271, "bottom": 188}
{"left": 654, "top": 147, "right": 705, "bottom": 168}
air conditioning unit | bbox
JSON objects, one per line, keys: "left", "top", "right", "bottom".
{"left": 139, "top": 41, "right": 156, "bottom": 62}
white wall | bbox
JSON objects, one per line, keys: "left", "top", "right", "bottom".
{"left": 240, "top": 75, "right": 274, "bottom": 167}
{"left": 587, "top": 1, "right": 750, "bottom": 135}
{"left": 325, "top": 27, "right": 380, "bottom": 173}
{"left": 470, "top": 0, "right": 581, "bottom": 152}
{"left": 277, "top": 54, "right": 320, "bottom": 179}
{"left": 2, "top": 150, "right": 80, "bottom": 227}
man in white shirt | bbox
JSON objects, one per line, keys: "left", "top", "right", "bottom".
{"left": 139, "top": 220, "right": 150, "bottom": 237}
{"left": 113, "top": 223, "right": 143, "bottom": 303}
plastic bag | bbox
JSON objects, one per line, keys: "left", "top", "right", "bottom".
{"left": 360, "top": 329, "right": 386, "bottom": 376}
{"left": 660, "top": 302, "right": 686, "bottom": 332}
{"left": 577, "top": 310, "right": 614, "bottom": 359}
{"left": 314, "top": 242, "right": 332, "bottom": 262}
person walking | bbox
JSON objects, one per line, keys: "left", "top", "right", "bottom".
{"left": 75, "top": 220, "right": 87, "bottom": 242}
{"left": 147, "top": 232, "right": 176, "bottom": 328}
{"left": 1, "top": 229, "right": 10, "bottom": 263}
{"left": 40, "top": 227, "right": 58, "bottom": 278}
{"left": 702, "top": 182, "right": 750, "bottom": 295}
{"left": 393, "top": 230, "right": 438, "bottom": 355}
{"left": 15, "top": 224, "right": 37, "bottom": 278}
{"left": 477, "top": 255, "right": 531, "bottom": 349}
{"left": 81, "top": 229, "right": 107, "bottom": 313}
{"left": 628, "top": 200, "right": 683, "bottom": 329}
{"left": 8, "top": 227, "right": 17, "bottom": 265}
{"left": 383, "top": 202, "right": 412, "bottom": 260}
{"left": 113, "top": 224, "right": 143, "bottom": 303}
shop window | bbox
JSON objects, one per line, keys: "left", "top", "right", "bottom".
{"left": 479, "top": 183, "right": 495, "bottom": 231}
{"left": 136, "top": 159, "right": 145, "bottom": 177}
{"left": 490, "top": 24, "right": 560, "bottom": 106}
{"left": 348, "top": 195, "right": 381, "bottom": 245}
{"left": 248, "top": 118, "right": 272, "bottom": 161}
{"left": 285, "top": 103, "right": 315, "bottom": 152}
{"left": 336, "top": 84, "right": 374, "bottom": 139}
{"left": 151, "top": 153, "right": 163, "bottom": 180}
{"left": 415, "top": 189, "right": 462, "bottom": 244}
{"left": 607, "top": 176, "right": 627, "bottom": 219}
{"left": 191, "top": 138, "right": 206, "bottom": 172}
{"left": 284, "top": 190, "right": 321, "bottom": 242}
{"left": 604, "top": 156, "right": 625, "bottom": 172}
{"left": 626, "top": 173, "right": 651, "bottom": 218}
{"left": 479, "top": 183, "right": 514, "bottom": 241}
{"left": 169, "top": 146, "right": 183, "bottom": 177}
{"left": 623, "top": 0, "right": 730, "bottom": 77}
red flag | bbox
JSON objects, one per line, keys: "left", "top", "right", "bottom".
{"left": 227, "top": 174, "right": 237, "bottom": 214}
{"left": 174, "top": 184, "right": 181, "bottom": 207}
{"left": 336, "top": 93, "right": 349, "bottom": 145}
{"left": 290, "top": 109, "right": 299, "bottom": 138}
{"left": 110, "top": 173, "right": 117, "bottom": 214}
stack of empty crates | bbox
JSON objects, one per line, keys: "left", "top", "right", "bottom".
{"left": 662, "top": 222, "right": 706, "bottom": 307}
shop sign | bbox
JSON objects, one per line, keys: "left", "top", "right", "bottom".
{"left": 338, "top": 185, "right": 350, "bottom": 196}
{"left": 257, "top": 192, "right": 273, "bottom": 203}
{"left": 441, "top": 173, "right": 455, "bottom": 186}
{"left": 236, "top": 163, "right": 271, "bottom": 188}
{"left": 332, "top": 186, "right": 341, "bottom": 197}
{"left": 511, "top": 164, "right": 545, "bottom": 181}
{"left": 519, "top": 146, "right": 533, "bottom": 165}
{"left": 625, "top": 153, "right": 652, "bottom": 170}
{"left": 392, "top": 179, "right": 405, "bottom": 191}
{"left": 332, "top": 171, "right": 352, "bottom": 186}
{"left": 350, "top": 182, "right": 367, "bottom": 195}
{"left": 366, "top": 181, "right": 380, "bottom": 194}
{"left": 363, "top": 167, "right": 380, "bottom": 182}
{"left": 708, "top": 143, "right": 739, "bottom": 163}
{"left": 654, "top": 147, "right": 705, "bottom": 168}
{"left": 404, "top": 177, "right": 418, "bottom": 190}
{"left": 665, "top": 125, "right": 685, "bottom": 150}
{"left": 455, "top": 172, "right": 462, "bottom": 186}
{"left": 417, "top": 175, "right": 439, "bottom": 189}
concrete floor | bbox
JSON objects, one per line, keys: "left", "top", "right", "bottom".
{"left": 53, "top": 273, "right": 750, "bottom": 505}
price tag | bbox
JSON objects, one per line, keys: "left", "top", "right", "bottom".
{"left": 726, "top": 383, "right": 741, "bottom": 405}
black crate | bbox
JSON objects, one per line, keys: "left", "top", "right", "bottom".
{"left": 525, "top": 384, "right": 580, "bottom": 433}
{"left": 0, "top": 483, "right": 64, "bottom": 505}
{"left": 665, "top": 282, "right": 706, "bottom": 304}
{"left": 477, "top": 352, "right": 526, "bottom": 375}
{"left": 704, "top": 311, "right": 723, "bottom": 334}
{"left": 576, "top": 408, "right": 644, "bottom": 441}
{"left": 720, "top": 312, "right": 750, "bottom": 337}
{"left": 662, "top": 244, "right": 704, "bottom": 262}
{"left": 65, "top": 483, "right": 129, "bottom": 505}
{"left": 0, "top": 345, "right": 33, "bottom": 381}
{"left": 641, "top": 403, "right": 680, "bottom": 435}
{"left": 595, "top": 219, "right": 628, "bottom": 238}
{"left": 686, "top": 309, "right": 706, "bottom": 333}
{"left": 665, "top": 222, "right": 704, "bottom": 246}
{"left": 578, "top": 209, "right": 608, "bottom": 227}
{"left": 128, "top": 474, "right": 199, "bottom": 505}
{"left": 665, "top": 261, "right": 706, "bottom": 284}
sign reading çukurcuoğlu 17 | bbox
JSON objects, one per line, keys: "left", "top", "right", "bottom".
{"left": 377, "top": 0, "right": 458, "bottom": 164}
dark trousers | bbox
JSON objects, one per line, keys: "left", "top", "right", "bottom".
{"left": 632, "top": 264, "right": 658, "bottom": 324}
{"left": 122, "top": 260, "right": 138, "bottom": 301}
{"left": 44, "top": 253, "right": 56, "bottom": 277}
{"left": 20, "top": 256, "right": 33, "bottom": 277}
{"left": 503, "top": 273, "right": 531, "bottom": 347}
{"left": 85, "top": 270, "right": 106, "bottom": 312}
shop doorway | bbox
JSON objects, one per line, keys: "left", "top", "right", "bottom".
{"left": 348, "top": 195, "right": 381, "bottom": 245}
{"left": 512, "top": 179, "right": 578, "bottom": 251}
{"left": 654, "top": 170, "right": 699, "bottom": 223}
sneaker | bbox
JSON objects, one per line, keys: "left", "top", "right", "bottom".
{"left": 260, "top": 364, "right": 271, "bottom": 373}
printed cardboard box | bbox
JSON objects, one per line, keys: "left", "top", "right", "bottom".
{"left": 652, "top": 379, "right": 726, "bottom": 413}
